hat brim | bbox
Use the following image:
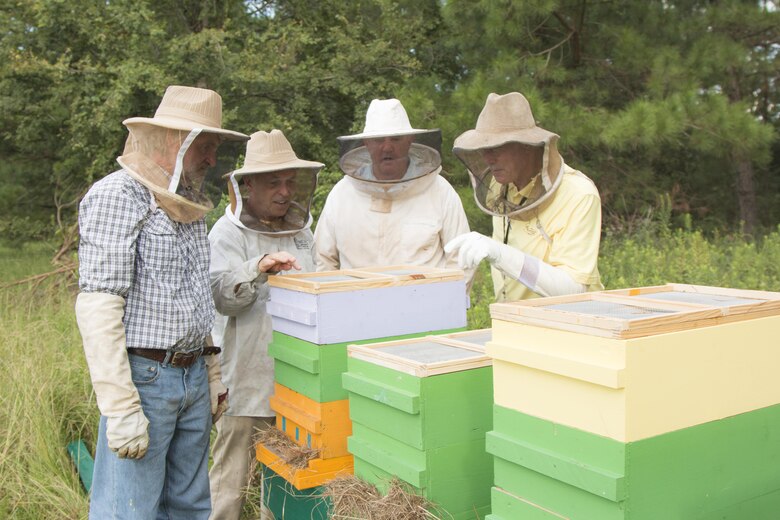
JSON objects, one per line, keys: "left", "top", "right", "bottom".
{"left": 338, "top": 128, "right": 431, "bottom": 141}
{"left": 231, "top": 159, "right": 324, "bottom": 178}
{"left": 123, "top": 116, "right": 249, "bottom": 141}
{"left": 453, "top": 127, "right": 558, "bottom": 151}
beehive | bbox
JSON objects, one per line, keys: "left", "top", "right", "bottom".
{"left": 259, "top": 266, "right": 470, "bottom": 491}
{"left": 486, "top": 284, "right": 780, "bottom": 519}
{"left": 260, "top": 463, "right": 329, "bottom": 520}
{"left": 345, "top": 332, "right": 494, "bottom": 519}
{"left": 267, "top": 266, "right": 468, "bottom": 344}
{"left": 269, "top": 383, "right": 351, "bottom": 459}
{"left": 269, "top": 328, "right": 465, "bottom": 403}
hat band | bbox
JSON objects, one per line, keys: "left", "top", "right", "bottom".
{"left": 246, "top": 151, "right": 299, "bottom": 165}
{"left": 155, "top": 106, "right": 221, "bottom": 129}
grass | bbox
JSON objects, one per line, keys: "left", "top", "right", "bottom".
{"left": 2, "top": 223, "right": 779, "bottom": 518}
{"left": 0, "top": 242, "right": 93, "bottom": 520}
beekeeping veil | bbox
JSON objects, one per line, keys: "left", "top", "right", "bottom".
{"left": 225, "top": 130, "right": 322, "bottom": 235}
{"left": 337, "top": 98, "right": 442, "bottom": 191}
{"left": 453, "top": 92, "right": 563, "bottom": 220}
{"left": 117, "top": 85, "right": 249, "bottom": 223}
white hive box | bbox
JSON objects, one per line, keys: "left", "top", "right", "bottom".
{"left": 267, "top": 265, "right": 468, "bottom": 344}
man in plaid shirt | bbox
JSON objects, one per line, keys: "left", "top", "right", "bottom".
{"left": 74, "top": 86, "right": 248, "bottom": 519}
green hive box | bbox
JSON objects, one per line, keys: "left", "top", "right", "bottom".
{"left": 486, "top": 404, "right": 780, "bottom": 520}
{"left": 343, "top": 354, "right": 493, "bottom": 450}
{"left": 261, "top": 463, "right": 330, "bottom": 519}
{"left": 344, "top": 335, "right": 495, "bottom": 519}
{"left": 269, "top": 328, "right": 464, "bottom": 403}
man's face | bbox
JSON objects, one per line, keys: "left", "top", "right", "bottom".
{"left": 245, "top": 170, "right": 298, "bottom": 219}
{"left": 364, "top": 135, "right": 414, "bottom": 181}
{"left": 182, "top": 133, "right": 221, "bottom": 182}
{"left": 481, "top": 142, "right": 543, "bottom": 188}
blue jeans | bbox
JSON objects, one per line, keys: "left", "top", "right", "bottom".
{"left": 89, "top": 354, "right": 212, "bottom": 520}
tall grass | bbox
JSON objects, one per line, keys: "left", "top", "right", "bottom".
{"left": 0, "top": 243, "right": 93, "bottom": 520}
{"left": 3, "top": 222, "right": 780, "bottom": 517}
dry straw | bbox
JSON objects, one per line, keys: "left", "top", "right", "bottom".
{"left": 254, "top": 425, "right": 320, "bottom": 469}
{"left": 322, "top": 475, "right": 452, "bottom": 520}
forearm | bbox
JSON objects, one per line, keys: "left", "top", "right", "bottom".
{"left": 210, "top": 257, "right": 267, "bottom": 316}
{"left": 497, "top": 251, "right": 587, "bottom": 298}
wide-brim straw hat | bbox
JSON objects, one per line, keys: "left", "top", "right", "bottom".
{"left": 123, "top": 85, "right": 249, "bottom": 141}
{"left": 339, "top": 98, "right": 431, "bottom": 140}
{"left": 453, "top": 92, "right": 558, "bottom": 151}
{"left": 230, "top": 130, "right": 324, "bottom": 178}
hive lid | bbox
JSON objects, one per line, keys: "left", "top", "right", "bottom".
{"left": 268, "top": 265, "right": 464, "bottom": 294}
{"left": 490, "top": 284, "right": 780, "bottom": 339}
{"left": 348, "top": 333, "right": 492, "bottom": 377}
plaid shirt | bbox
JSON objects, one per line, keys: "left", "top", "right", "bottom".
{"left": 78, "top": 170, "right": 215, "bottom": 352}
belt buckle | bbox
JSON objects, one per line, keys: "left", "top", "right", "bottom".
{"left": 170, "top": 351, "right": 195, "bottom": 367}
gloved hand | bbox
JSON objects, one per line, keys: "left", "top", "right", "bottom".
{"left": 107, "top": 410, "right": 151, "bottom": 458}
{"left": 445, "top": 232, "right": 588, "bottom": 298}
{"left": 205, "top": 354, "right": 229, "bottom": 424}
{"left": 444, "top": 232, "right": 502, "bottom": 269}
{"left": 75, "top": 292, "right": 149, "bottom": 459}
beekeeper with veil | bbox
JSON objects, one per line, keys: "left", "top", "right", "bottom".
{"left": 75, "top": 85, "right": 247, "bottom": 519}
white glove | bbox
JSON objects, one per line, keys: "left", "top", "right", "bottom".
{"left": 75, "top": 292, "right": 149, "bottom": 459}
{"left": 445, "top": 232, "right": 525, "bottom": 274}
{"left": 205, "top": 354, "right": 229, "bottom": 424}
{"left": 445, "top": 232, "right": 586, "bottom": 298}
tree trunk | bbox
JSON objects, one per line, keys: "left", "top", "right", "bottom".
{"left": 734, "top": 152, "right": 758, "bottom": 236}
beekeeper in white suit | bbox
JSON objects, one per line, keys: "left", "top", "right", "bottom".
{"left": 74, "top": 85, "right": 247, "bottom": 519}
{"left": 314, "top": 98, "right": 472, "bottom": 282}
{"left": 208, "top": 129, "right": 322, "bottom": 520}
{"left": 445, "top": 92, "right": 603, "bottom": 301}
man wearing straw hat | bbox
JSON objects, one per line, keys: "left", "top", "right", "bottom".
{"left": 314, "top": 98, "right": 471, "bottom": 278}
{"left": 207, "top": 130, "right": 323, "bottom": 519}
{"left": 74, "top": 85, "right": 248, "bottom": 519}
{"left": 445, "top": 92, "right": 603, "bottom": 301}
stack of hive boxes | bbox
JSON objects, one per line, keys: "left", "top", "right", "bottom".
{"left": 484, "top": 284, "right": 780, "bottom": 520}
{"left": 344, "top": 329, "right": 494, "bottom": 519}
{"left": 255, "top": 266, "right": 469, "bottom": 517}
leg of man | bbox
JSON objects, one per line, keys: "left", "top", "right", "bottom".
{"left": 209, "top": 415, "right": 274, "bottom": 520}
{"left": 158, "top": 358, "right": 212, "bottom": 520}
{"left": 89, "top": 355, "right": 198, "bottom": 520}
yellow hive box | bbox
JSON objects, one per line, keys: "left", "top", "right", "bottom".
{"left": 270, "top": 383, "right": 352, "bottom": 460}
{"left": 488, "top": 284, "right": 780, "bottom": 442}
{"left": 256, "top": 443, "right": 353, "bottom": 491}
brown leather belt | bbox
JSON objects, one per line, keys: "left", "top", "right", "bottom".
{"left": 127, "top": 347, "right": 221, "bottom": 368}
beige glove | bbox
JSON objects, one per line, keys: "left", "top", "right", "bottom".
{"left": 75, "top": 292, "right": 149, "bottom": 459}
{"left": 205, "top": 353, "right": 229, "bottom": 424}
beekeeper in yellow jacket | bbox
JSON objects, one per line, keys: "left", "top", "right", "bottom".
{"left": 445, "top": 92, "right": 603, "bottom": 301}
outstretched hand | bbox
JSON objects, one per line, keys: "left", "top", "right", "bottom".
{"left": 258, "top": 251, "right": 302, "bottom": 274}
{"left": 444, "top": 232, "right": 503, "bottom": 270}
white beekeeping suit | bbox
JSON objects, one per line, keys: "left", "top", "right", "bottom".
{"left": 314, "top": 98, "right": 473, "bottom": 286}
{"left": 208, "top": 129, "right": 321, "bottom": 520}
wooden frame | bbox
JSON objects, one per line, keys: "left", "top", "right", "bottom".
{"left": 491, "top": 284, "right": 780, "bottom": 339}
{"left": 268, "top": 265, "right": 465, "bottom": 294}
{"left": 436, "top": 328, "right": 492, "bottom": 349}
{"left": 348, "top": 335, "right": 492, "bottom": 377}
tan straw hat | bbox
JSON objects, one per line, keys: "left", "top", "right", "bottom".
{"left": 231, "top": 130, "right": 324, "bottom": 178}
{"left": 339, "top": 98, "right": 430, "bottom": 140}
{"left": 453, "top": 92, "right": 558, "bottom": 150}
{"left": 123, "top": 85, "right": 248, "bottom": 141}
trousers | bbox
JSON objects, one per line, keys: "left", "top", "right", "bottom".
{"left": 90, "top": 354, "right": 212, "bottom": 519}
{"left": 209, "top": 415, "right": 275, "bottom": 520}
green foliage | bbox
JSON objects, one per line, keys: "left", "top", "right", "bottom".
{"left": 601, "top": 223, "right": 780, "bottom": 292}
